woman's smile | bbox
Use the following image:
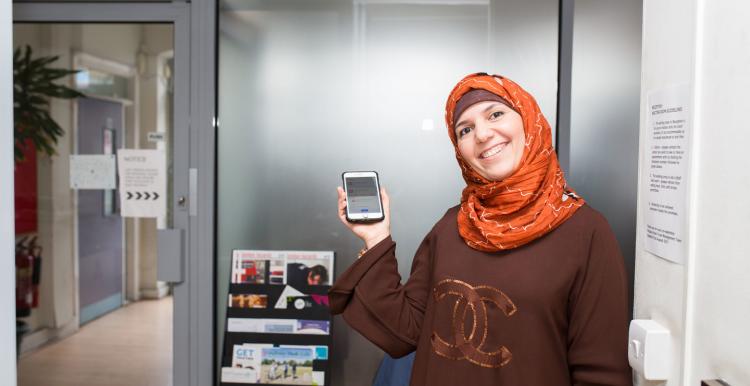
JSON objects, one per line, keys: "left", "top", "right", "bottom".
{"left": 479, "top": 142, "right": 508, "bottom": 160}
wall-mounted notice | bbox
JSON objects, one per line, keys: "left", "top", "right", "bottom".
{"left": 644, "top": 84, "right": 691, "bottom": 264}
{"left": 117, "top": 149, "right": 166, "bottom": 218}
{"left": 69, "top": 155, "right": 116, "bottom": 189}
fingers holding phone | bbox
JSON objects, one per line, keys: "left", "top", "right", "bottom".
{"left": 338, "top": 171, "right": 390, "bottom": 249}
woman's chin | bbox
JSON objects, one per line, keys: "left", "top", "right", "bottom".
{"left": 476, "top": 164, "right": 514, "bottom": 182}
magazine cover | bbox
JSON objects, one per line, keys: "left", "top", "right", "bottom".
{"left": 228, "top": 294, "right": 268, "bottom": 309}
{"left": 285, "top": 251, "right": 334, "bottom": 288}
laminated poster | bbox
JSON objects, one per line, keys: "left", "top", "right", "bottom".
{"left": 644, "top": 84, "right": 692, "bottom": 264}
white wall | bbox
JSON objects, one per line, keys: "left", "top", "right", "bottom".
{"left": 688, "top": 1, "right": 750, "bottom": 383}
{"left": 634, "top": 0, "right": 750, "bottom": 385}
{"left": 1, "top": 0, "right": 18, "bottom": 384}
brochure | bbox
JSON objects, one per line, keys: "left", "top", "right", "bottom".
{"left": 287, "top": 295, "right": 329, "bottom": 311}
{"left": 226, "top": 343, "right": 271, "bottom": 383}
{"left": 229, "top": 294, "right": 267, "bottom": 309}
{"left": 227, "top": 318, "right": 330, "bottom": 335}
{"left": 274, "top": 285, "right": 305, "bottom": 309}
{"left": 295, "top": 320, "right": 330, "bottom": 335}
{"left": 285, "top": 251, "right": 333, "bottom": 287}
{"left": 231, "top": 257, "right": 266, "bottom": 284}
{"left": 260, "top": 347, "right": 315, "bottom": 384}
{"left": 224, "top": 343, "right": 327, "bottom": 384}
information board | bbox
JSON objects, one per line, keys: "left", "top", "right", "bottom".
{"left": 644, "top": 84, "right": 692, "bottom": 264}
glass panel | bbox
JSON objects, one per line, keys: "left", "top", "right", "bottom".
{"left": 13, "top": 23, "right": 174, "bottom": 386}
{"left": 74, "top": 69, "right": 130, "bottom": 100}
{"left": 217, "top": 0, "right": 559, "bottom": 384}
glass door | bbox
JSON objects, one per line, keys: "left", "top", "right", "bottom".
{"left": 12, "top": 21, "right": 177, "bottom": 386}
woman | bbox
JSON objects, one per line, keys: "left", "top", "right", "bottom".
{"left": 330, "top": 73, "right": 631, "bottom": 385}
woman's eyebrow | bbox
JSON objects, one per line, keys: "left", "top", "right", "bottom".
{"left": 483, "top": 102, "right": 503, "bottom": 113}
{"left": 455, "top": 102, "right": 505, "bottom": 130}
{"left": 455, "top": 118, "right": 470, "bottom": 130}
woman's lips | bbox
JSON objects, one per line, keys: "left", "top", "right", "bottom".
{"left": 479, "top": 142, "right": 508, "bottom": 159}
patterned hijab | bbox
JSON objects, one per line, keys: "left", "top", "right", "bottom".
{"left": 445, "top": 73, "right": 584, "bottom": 251}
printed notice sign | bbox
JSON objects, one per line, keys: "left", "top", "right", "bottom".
{"left": 644, "top": 84, "right": 691, "bottom": 264}
{"left": 69, "top": 155, "right": 116, "bottom": 189}
{"left": 117, "top": 149, "right": 166, "bottom": 218}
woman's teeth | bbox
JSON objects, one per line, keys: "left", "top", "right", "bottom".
{"left": 480, "top": 143, "right": 506, "bottom": 159}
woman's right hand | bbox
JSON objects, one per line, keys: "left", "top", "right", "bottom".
{"left": 337, "top": 186, "right": 391, "bottom": 249}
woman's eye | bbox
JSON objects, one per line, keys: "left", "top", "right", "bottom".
{"left": 458, "top": 126, "right": 472, "bottom": 138}
{"left": 490, "top": 111, "right": 504, "bottom": 120}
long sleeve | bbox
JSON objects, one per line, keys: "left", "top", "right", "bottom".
{"left": 567, "top": 214, "right": 632, "bottom": 385}
{"left": 329, "top": 232, "right": 434, "bottom": 358}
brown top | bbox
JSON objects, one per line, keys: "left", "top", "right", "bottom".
{"left": 329, "top": 204, "right": 631, "bottom": 386}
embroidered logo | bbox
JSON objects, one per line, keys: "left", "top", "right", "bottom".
{"left": 431, "top": 278, "right": 517, "bottom": 368}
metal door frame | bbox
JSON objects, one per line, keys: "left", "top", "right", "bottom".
{"left": 13, "top": 2, "right": 217, "bottom": 385}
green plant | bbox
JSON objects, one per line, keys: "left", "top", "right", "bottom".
{"left": 13, "top": 45, "right": 85, "bottom": 162}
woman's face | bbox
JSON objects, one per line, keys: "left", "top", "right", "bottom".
{"left": 454, "top": 100, "right": 525, "bottom": 182}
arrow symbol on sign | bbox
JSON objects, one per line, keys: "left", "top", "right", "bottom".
{"left": 136, "top": 192, "right": 142, "bottom": 200}
{"left": 152, "top": 192, "right": 159, "bottom": 200}
{"left": 144, "top": 192, "right": 151, "bottom": 200}
{"left": 126, "top": 192, "right": 133, "bottom": 200}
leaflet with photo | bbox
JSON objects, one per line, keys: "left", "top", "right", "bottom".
{"left": 224, "top": 343, "right": 272, "bottom": 383}
{"left": 285, "top": 251, "right": 333, "bottom": 288}
{"left": 231, "top": 251, "right": 269, "bottom": 284}
{"left": 228, "top": 344, "right": 325, "bottom": 385}
{"left": 260, "top": 347, "right": 316, "bottom": 385}
{"left": 229, "top": 294, "right": 268, "bottom": 309}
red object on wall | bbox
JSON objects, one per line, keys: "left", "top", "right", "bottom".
{"left": 16, "top": 242, "right": 34, "bottom": 317}
{"left": 14, "top": 139, "right": 38, "bottom": 234}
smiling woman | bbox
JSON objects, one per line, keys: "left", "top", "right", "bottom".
{"left": 330, "top": 72, "right": 632, "bottom": 386}
{"left": 452, "top": 92, "right": 525, "bottom": 182}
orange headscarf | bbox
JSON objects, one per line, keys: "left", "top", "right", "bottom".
{"left": 445, "top": 73, "right": 584, "bottom": 251}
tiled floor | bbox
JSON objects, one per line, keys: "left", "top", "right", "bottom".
{"left": 17, "top": 296, "right": 172, "bottom": 386}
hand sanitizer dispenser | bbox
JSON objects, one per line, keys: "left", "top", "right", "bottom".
{"left": 628, "top": 319, "right": 671, "bottom": 380}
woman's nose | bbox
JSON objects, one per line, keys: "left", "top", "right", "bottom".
{"left": 474, "top": 121, "right": 493, "bottom": 143}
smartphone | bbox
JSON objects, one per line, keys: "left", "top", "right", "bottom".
{"left": 342, "top": 171, "right": 385, "bottom": 223}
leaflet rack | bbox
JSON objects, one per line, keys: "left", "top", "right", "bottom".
{"left": 220, "top": 250, "right": 335, "bottom": 386}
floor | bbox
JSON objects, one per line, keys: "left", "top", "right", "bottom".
{"left": 17, "top": 296, "right": 173, "bottom": 386}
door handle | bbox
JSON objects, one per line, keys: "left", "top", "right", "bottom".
{"left": 157, "top": 228, "right": 183, "bottom": 283}
{"left": 702, "top": 380, "right": 730, "bottom": 386}
{"left": 156, "top": 169, "right": 195, "bottom": 283}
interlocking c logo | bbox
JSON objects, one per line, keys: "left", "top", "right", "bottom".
{"left": 431, "top": 278, "right": 517, "bottom": 368}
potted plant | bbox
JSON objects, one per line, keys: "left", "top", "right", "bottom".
{"left": 14, "top": 44, "right": 85, "bottom": 162}
{"left": 13, "top": 45, "right": 84, "bottom": 357}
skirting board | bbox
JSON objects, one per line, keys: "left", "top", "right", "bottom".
{"left": 140, "top": 283, "right": 170, "bottom": 299}
{"left": 19, "top": 318, "right": 79, "bottom": 356}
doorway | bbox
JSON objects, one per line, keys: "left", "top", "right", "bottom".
{"left": 12, "top": 21, "right": 176, "bottom": 386}
{"left": 12, "top": 2, "right": 216, "bottom": 386}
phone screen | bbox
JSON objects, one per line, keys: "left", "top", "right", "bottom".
{"left": 346, "top": 177, "right": 382, "bottom": 214}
